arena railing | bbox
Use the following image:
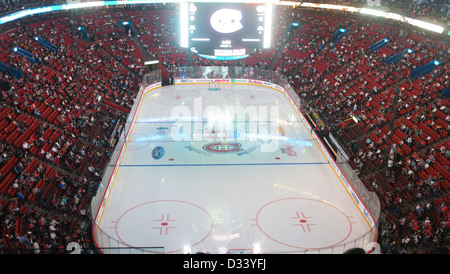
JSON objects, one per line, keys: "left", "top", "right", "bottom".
{"left": 90, "top": 66, "right": 380, "bottom": 254}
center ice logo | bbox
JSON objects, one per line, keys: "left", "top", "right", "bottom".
{"left": 170, "top": 98, "right": 281, "bottom": 153}
{"left": 203, "top": 142, "right": 243, "bottom": 153}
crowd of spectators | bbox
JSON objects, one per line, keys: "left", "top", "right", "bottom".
{"left": 0, "top": 4, "right": 449, "bottom": 254}
{"left": 307, "top": 0, "right": 450, "bottom": 22}
{"left": 0, "top": 6, "right": 146, "bottom": 253}
{"left": 1, "top": 0, "right": 450, "bottom": 30}
{"left": 400, "top": 0, "right": 450, "bottom": 24}
{"left": 276, "top": 7, "right": 450, "bottom": 253}
{"left": 130, "top": 9, "right": 188, "bottom": 69}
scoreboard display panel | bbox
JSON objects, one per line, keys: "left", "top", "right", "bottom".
{"left": 180, "top": 3, "right": 272, "bottom": 57}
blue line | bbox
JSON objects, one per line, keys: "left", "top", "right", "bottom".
{"left": 114, "top": 162, "right": 330, "bottom": 167}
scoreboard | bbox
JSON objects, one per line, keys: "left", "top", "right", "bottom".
{"left": 180, "top": 3, "right": 273, "bottom": 59}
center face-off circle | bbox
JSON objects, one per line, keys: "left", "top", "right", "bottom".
{"left": 256, "top": 198, "right": 353, "bottom": 250}
{"left": 186, "top": 126, "right": 260, "bottom": 156}
{"left": 115, "top": 200, "right": 213, "bottom": 253}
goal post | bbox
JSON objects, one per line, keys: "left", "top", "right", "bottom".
{"left": 208, "top": 80, "right": 220, "bottom": 90}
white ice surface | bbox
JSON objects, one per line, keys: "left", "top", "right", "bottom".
{"left": 95, "top": 83, "right": 372, "bottom": 254}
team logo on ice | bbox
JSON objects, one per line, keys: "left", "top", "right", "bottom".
{"left": 203, "top": 142, "right": 242, "bottom": 153}
{"left": 152, "top": 146, "right": 165, "bottom": 160}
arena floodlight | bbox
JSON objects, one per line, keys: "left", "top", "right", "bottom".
{"left": 405, "top": 18, "right": 444, "bottom": 34}
{"left": 263, "top": 3, "right": 272, "bottom": 49}
{"left": 62, "top": 1, "right": 104, "bottom": 10}
{"left": 144, "top": 60, "right": 160, "bottom": 65}
{"left": 191, "top": 38, "right": 210, "bottom": 41}
{"left": 180, "top": 2, "right": 189, "bottom": 48}
{"left": 359, "top": 8, "right": 385, "bottom": 17}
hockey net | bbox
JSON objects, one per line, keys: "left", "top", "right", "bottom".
{"left": 208, "top": 80, "right": 220, "bottom": 90}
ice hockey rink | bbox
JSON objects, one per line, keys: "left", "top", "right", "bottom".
{"left": 92, "top": 81, "right": 376, "bottom": 254}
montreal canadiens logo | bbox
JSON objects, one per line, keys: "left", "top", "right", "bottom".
{"left": 210, "top": 9, "right": 243, "bottom": 34}
{"left": 203, "top": 142, "right": 243, "bottom": 153}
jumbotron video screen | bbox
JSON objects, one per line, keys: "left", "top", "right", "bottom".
{"left": 180, "top": 3, "right": 273, "bottom": 58}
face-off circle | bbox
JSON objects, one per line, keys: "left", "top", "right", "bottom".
{"left": 151, "top": 89, "right": 204, "bottom": 106}
{"left": 227, "top": 90, "right": 279, "bottom": 105}
{"left": 123, "top": 133, "right": 153, "bottom": 151}
{"left": 115, "top": 200, "right": 213, "bottom": 253}
{"left": 256, "top": 198, "right": 353, "bottom": 250}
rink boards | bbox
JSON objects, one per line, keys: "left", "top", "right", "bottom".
{"left": 92, "top": 79, "right": 376, "bottom": 254}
